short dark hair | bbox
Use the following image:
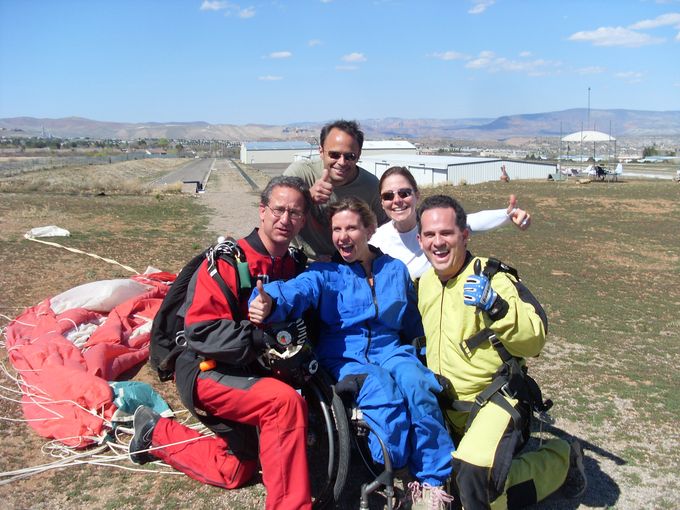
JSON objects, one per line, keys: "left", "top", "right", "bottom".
{"left": 379, "top": 166, "right": 419, "bottom": 194}
{"left": 328, "top": 196, "right": 377, "bottom": 231}
{"left": 260, "top": 175, "right": 313, "bottom": 213}
{"left": 319, "top": 120, "right": 364, "bottom": 150}
{"left": 417, "top": 194, "right": 467, "bottom": 233}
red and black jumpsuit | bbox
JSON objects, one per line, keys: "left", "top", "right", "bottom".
{"left": 147, "top": 229, "right": 311, "bottom": 510}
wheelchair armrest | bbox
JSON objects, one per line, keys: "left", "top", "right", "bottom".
{"left": 334, "top": 374, "right": 367, "bottom": 407}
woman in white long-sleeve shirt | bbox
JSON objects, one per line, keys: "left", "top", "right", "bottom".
{"left": 369, "top": 166, "right": 531, "bottom": 279}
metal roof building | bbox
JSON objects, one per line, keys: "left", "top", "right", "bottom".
{"left": 358, "top": 154, "right": 555, "bottom": 186}
{"left": 292, "top": 140, "right": 418, "bottom": 162}
{"left": 240, "top": 141, "right": 316, "bottom": 164}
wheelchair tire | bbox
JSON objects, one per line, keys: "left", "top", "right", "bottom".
{"left": 304, "top": 371, "right": 351, "bottom": 509}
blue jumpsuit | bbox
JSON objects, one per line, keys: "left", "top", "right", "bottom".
{"left": 252, "top": 249, "right": 454, "bottom": 485}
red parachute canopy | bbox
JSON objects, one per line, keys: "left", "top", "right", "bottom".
{"left": 4, "top": 272, "right": 175, "bottom": 448}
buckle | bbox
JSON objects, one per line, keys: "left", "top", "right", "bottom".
{"left": 175, "top": 331, "right": 187, "bottom": 347}
{"left": 499, "top": 381, "right": 517, "bottom": 399}
{"left": 488, "top": 333, "right": 501, "bottom": 349}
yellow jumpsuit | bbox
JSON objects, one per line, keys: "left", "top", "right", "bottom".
{"left": 418, "top": 255, "right": 569, "bottom": 510}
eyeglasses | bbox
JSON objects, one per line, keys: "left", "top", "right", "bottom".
{"left": 326, "top": 151, "right": 358, "bottom": 162}
{"left": 266, "top": 205, "right": 305, "bottom": 220}
{"left": 380, "top": 188, "right": 413, "bottom": 201}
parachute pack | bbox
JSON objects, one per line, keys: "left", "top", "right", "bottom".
{"left": 149, "top": 237, "right": 308, "bottom": 382}
{"left": 149, "top": 238, "right": 250, "bottom": 381}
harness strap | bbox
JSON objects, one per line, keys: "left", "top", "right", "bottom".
{"left": 483, "top": 257, "right": 520, "bottom": 281}
{"left": 460, "top": 328, "right": 514, "bottom": 364}
{"left": 451, "top": 376, "right": 523, "bottom": 433}
{"left": 206, "top": 240, "right": 243, "bottom": 323}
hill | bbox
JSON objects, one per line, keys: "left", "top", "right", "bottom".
{"left": 1, "top": 109, "right": 679, "bottom": 141}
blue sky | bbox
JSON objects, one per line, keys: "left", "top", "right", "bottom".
{"left": 1, "top": 0, "right": 679, "bottom": 125}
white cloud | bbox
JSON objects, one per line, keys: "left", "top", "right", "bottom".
{"left": 258, "top": 75, "right": 283, "bottom": 81}
{"left": 336, "top": 65, "right": 358, "bottom": 71}
{"left": 577, "top": 66, "right": 606, "bottom": 75}
{"left": 341, "top": 52, "right": 367, "bottom": 63}
{"left": 468, "top": 0, "right": 495, "bottom": 14}
{"left": 519, "top": 51, "right": 532, "bottom": 58}
{"left": 239, "top": 7, "right": 256, "bottom": 18}
{"left": 308, "top": 39, "right": 322, "bottom": 47}
{"left": 676, "top": 31, "right": 680, "bottom": 40}
{"left": 268, "top": 51, "right": 292, "bottom": 59}
{"left": 430, "top": 51, "right": 467, "bottom": 61}
{"left": 200, "top": 1, "right": 255, "bottom": 18}
{"left": 200, "top": 1, "right": 231, "bottom": 10}
{"left": 629, "top": 12, "right": 680, "bottom": 29}
{"left": 616, "top": 71, "right": 644, "bottom": 83}
{"left": 465, "top": 50, "right": 561, "bottom": 75}
{"left": 568, "top": 26, "right": 663, "bottom": 47}
{"left": 465, "top": 50, "right": 495, "bottom": 69}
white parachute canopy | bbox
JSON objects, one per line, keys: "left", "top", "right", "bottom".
{"left": 561, "top": 130, "right": 616, "bottom": 142}
{"left": 25, "top": 225, "right": 71, "bottom": 238}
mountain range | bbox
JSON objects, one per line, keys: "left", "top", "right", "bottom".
{"left": 1, "top": 109, "right": 679, "bottom": 141}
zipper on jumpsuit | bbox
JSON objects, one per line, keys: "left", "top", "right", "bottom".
{"left": 361, "top": 262, "right": 379, "bottom": 363}
{"left": 437, "top": 282, "right": 445, "bottom": 376}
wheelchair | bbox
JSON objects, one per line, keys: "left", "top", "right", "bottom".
{"left": 262, "top": 341, "right": 351, "bottom": 509}
{"left": 264, "top": 331, "right": 403, "bottom": 509}
{"left": 285, "top": 366, "right": 399, "bottom": 509}
{"left": 304, "top": 368, "right": 400, "bottom": 509}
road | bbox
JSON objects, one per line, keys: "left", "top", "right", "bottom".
{"left": 150, "top": 158, "right": 215, "bottom": 188}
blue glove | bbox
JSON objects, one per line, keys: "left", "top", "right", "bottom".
{"left": 463, "top": 273, "right": 498, "bottom": 311}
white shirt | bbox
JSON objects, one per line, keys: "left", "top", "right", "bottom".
{"left": 370, "top": 209, "right": 510, "bottom": 279}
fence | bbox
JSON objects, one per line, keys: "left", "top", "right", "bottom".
{"left": 0, "top": 153, "right": 179, "bottom": 178}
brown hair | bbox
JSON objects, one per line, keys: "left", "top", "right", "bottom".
{"left": 328, "top": 196, "right": 377, "bottom": 231}
{"left": 378, "top": 166, "right": 419, "bottom": 193}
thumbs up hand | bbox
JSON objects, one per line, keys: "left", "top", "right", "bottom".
{"left": 463, "top": 260, "right": 498, "bottom": 311}
{"left": 310, "top": 167, "right": 334, "bottom": 205}
{"left": 249, "top": 279, "right": 273, "bottom": 324}
{"left": 506, "top": 194, "right": 531, "bottom": 230}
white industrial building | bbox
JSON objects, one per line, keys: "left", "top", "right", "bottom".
{"left": 240, "top": 141, "right": 316, "bottom": 164}
{"left": 357, "top": 154, "right": 555, "bottom": 186}
{"left": 292, "top": 140, "right": 418, "bottom": 162}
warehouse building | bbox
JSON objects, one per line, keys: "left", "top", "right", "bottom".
{"left": 240, "top": 141, "right": 316, "bottom": 164}
{"left": 293, "top": 140, "right": 418, "bottom": 162}
{"left": 358, "top": 154, "right": 555, "bottom": 186}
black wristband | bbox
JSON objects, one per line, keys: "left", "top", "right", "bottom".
{"left": 487, "top": 295, "right": 509, "bottom": 321}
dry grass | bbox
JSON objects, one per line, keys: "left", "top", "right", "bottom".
{"left": 0, "top": 163, "right": 679, "bottom": 509}
{"left": 0, "top": 158, "right": 188, "bottom": 195}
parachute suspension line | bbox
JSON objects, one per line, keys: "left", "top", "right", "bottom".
{"left": 23, "top": 234, "right": 140, "bottom": 275}
{"left": 0, "top": 430, "right": 209, "bottom": 485}
{"left": 0, "top": 361, "right": 116, "bottom": 431}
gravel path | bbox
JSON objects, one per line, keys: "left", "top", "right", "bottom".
{"left": 200, "top": 158, "right": 275, "bottom": 239}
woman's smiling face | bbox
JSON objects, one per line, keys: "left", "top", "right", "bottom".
{"left": 332, "top": 209, "right": 373, "bottom": 264}
{"left": 380, "top": 173, "right": 418, "bottom": 226}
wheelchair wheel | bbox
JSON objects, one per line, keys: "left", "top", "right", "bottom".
{"left": 304, "top": 371, "right": 351, "bottom": 509}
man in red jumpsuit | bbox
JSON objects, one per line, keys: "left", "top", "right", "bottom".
{"left": 130, "top": 175, "right": 313, "bottom": 510}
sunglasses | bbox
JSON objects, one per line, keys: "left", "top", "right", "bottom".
{"left": 380, "top": 188, "right": 414, "bottom": 201}
{"left": 326, "top": 151, "right": 358, "bottom": 161}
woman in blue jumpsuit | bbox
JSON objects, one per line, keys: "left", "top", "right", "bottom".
{"left": 249, "top": 197, "right": 454, "bottom": 493}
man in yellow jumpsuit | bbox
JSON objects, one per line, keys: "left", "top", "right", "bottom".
{"left": 415, "top": 194, "right": 586, "bottom": 509}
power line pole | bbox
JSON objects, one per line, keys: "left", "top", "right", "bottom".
{"left": 587, "top": 87, "right": 591, "bottom": 131}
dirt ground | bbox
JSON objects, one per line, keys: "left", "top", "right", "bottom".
{"left": 200, "top": 159, "right": 272, "bottom": 240}
{"left": 1, "top": 161, "right": 678, "bottom": 509}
